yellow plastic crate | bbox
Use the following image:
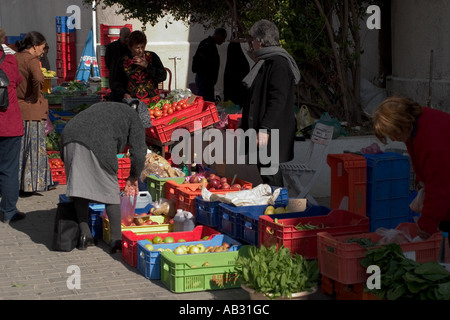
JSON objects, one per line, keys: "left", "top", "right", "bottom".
{"left": 102, "top": 215, "right": 172, "bottom": 243}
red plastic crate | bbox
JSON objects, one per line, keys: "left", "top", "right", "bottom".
{"left": 149, "top": 96, "right": 205, "bottom": 127}
{"left": 117, "top": 157, "right": 131, "bottom": 179}
{"left": 174, "top": 178, "right": 252, "bottom": 216}
{"left": 317, "top": 222, "right": 442, "bottom": 285}
{"left": 145, "top": 102, "right": 220, "bottom": 144}
{"left": 121, "top": 225, "right": 220, "bottom": 267}
{"left": 56, "top": 32, "right": 76, "bottom": 44}
{"left": 228, "top": 114, "right": 242, "bottom": 130}
{"left": 259, "top": 209, "right": 370, "bottom": 259}
{"left": 100, "top": 24, "right": 132, "bottom": 45}
{"left": 327, "top": 153, "right": 367, "bottom": 216}
{"left": 49, "top": 158, "right": 67, "bottom": 185}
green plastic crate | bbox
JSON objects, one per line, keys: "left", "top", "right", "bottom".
{"left": 160, "top": 246, "right": 252, "bottom": 293}
{"left": 146, "top": 175, "right": 186, "bottom": 202}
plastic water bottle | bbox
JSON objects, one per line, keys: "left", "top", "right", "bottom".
{"left": 173, "top": 209, "right": 196, "bottom": 232}
{"left": 438, "top": 232, "right": 450, "bottom": 271}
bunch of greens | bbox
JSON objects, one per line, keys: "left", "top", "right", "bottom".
{"left": 361, "top": 243, "right": 450, "bottom": 300}
{"left": 235, "top": 245, "right": 319, "bottom": 300}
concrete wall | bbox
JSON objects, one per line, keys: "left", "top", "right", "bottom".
{"left": 388, "top": 0, "right": 450, "bottom": 111}
{"left": 0, "top": 0, "right": 92, "bottom": 76}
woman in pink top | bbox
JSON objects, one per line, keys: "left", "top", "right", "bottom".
{"left": 0, "top": 27, "right": 25, "bottom": 223}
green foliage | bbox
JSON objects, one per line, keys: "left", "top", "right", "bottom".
{"left": 361, "top": 243, "right": 450, "bottom": 300}
{"left": 86, "top": 0, "right": 381, "bottom": 124}
{"left": 235, "top": 245, "right": 319, "bottom": 299}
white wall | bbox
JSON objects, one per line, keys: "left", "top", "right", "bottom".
{"left": 0, "top": 0, "right": 92, "bottom": 75}
{"left": 388, "top": 0, "right": 450, "bottom": 111}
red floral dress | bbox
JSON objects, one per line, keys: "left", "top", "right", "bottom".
{"left": 123, "top": 52, "right": 160, "bottom": 105}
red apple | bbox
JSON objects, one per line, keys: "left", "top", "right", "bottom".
{"left": 208, "top": 179, "right": 220, "bottom": 189}
{"left": 222, "top": 183, "right": 230, "bottom": 189}
{"left": 207, "top": 174, "right": 217, "bottom": 182}
{"left": 220, "top": 177, "right": 228, "bottom": 184}
{"left": 231, "top": 184, "right": 242, "bottom": 190}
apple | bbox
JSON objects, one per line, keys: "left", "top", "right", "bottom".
{"left": 220, "top": 177, "right": 228, "bottom": 184}
{"left": 144, "top": 244, "right": 154, "bottom": 251}
{"left": 207, "top": 174, "right": 217, "bottom": 181}
{"left": 177, "top": 238, "right": 186, "bottom": 242}
{"left": 174, "top": 246, "right": 186, "bottom": 255}
{"left": 188, "top": 246, "right": 200, "bottom": 254}
{"left": 196, "top": 244, "right": 206, "bottom": 253}
{"left": 163, "top": 236, "right": 175, "bottom": 243}
{"left": 208, "top": 179, "right": 220, "bottom": 189}
{"left": 191, "top": 175, "right": 201, "bottom": 183}
{"left": 231, "top": 184, "right": 242, "bottom": 190}
{"left": 221, "top": 183, "right": 230, "bottom": 189}
{"left": 152, "top": 236, "right": 163, "bottom": 244}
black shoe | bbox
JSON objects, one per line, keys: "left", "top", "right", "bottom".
{"left": 78, "top": 234, "right": 95, "bottom": 250}
{"left": 109, "top": 239, "right": 122, "bottom": 254}
{"left": 47, "top": 182, "right": 60, "bottom": 191}
{"left": 4, "top": 211, "right": 26, "bottom": 224}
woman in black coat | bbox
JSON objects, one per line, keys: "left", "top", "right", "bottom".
{"left": 241, "top": 20, "right": 301, "bottom": 187}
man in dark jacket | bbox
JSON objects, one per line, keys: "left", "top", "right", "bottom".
{"left": 241, "top": 20, "right": 301, "bottom": 187}
{"left": 105, "top": 27, "right": 131, "bottom": 102}
{"left": 192, "top": 28, "right": 227, "bottom": 103}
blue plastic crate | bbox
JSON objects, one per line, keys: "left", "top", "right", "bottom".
{"left": 56, "top": 16, "right": 76, "bottom": 33}
{"left": 195, "top": 197, "right": 222, "bottom": 228}
{"left": 218, "top": 202, "right": 331, "bottom": 246}
{"left": 89, "top": 203, "right": 105, "bottom": 239}
{"left": 407, "top": 190, "right": 420, "bottom": 223}
{"left": 363, "top": 152, "right": 411, "bottom": 231}
{"left": 137, "top": 234, "right": 242, "bottom": 280}
{"left": 195, "top": 186, "right": 288, "bottom": 229}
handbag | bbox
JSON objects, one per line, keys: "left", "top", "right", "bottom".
{"left": 52, "top": 201, "right": 80, "bottom": 252}
{"left": 0, "top": 51, "right": 10, "bottom": 109}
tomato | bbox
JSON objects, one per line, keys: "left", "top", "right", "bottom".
{"left": 149, "top": 109, "right": 155, "bottom": 116}
{"left": 162, "top": 103, "right": 170, "bottom": 111}
{"left": 167, "top": 107, "right": 174, "bottom": 114}
{"left": 176, "top": 105, "right": 182, "bottom": 111}
{"left": 154, "top": 109, "right": 162, "bottom": 118}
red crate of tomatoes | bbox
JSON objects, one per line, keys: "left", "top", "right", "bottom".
{"left": 149, "top": 96, "right": 204, "bottom": 126}
{"left": 48, "top": 157, "right": 67, "bottom": 185}
{"left": 146, "top": 101, "right": 219, "bottom": 144}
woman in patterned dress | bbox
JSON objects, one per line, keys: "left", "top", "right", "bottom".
{"left": 122, "top": 31, "right": 167, "bottom": 105}
{"left": 15, "top": 31, "right": 53, "bottom": 193}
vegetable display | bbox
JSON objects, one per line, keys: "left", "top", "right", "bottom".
{"left": 361, "top": 243, "right": 450, "bottom": 300}
{"left": 235, "top": 245, "right": 319, "bottom": 300}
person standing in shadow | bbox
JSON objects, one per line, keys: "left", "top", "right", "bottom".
{"left": 192, "top": 28, "right": 227, "bottom": 103}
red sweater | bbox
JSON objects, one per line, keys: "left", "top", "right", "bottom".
{"left": 406, "top": 107, "right": 450, "bottom": 234}
{"left": 0, "top": 51, "right": 23, "bottom": 137}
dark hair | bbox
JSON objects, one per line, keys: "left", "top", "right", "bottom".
{"left": 128, "top": 30, "right": 147, "bottom": 48}
{"left": 16, "top": 31, "right": 46, "bottom": 52}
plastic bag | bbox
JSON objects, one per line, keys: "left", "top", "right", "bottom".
{"left": 410, "top": 188, "right": 425, "bottom": 213}
{"left": 313, "top": 112, "right": 347, "bottom": 139}
{"left": 296, "top": 105, "right": 315, "bottom": 131}
{"left": 151, "top": 198, "right": 176, "bottom": 218}
{"left": 45, "top": 115, "right": 54, "bottom": 136}
{"left": 200, "top": 184, "right": 281, "bottom": 206}
{"left": 102, "top": 194, "right": 137, "bottom": 226}
{"left": 376, "top": 227, "right": 422, "bottom": 245}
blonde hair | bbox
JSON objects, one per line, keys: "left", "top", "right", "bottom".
{"left": 0, "top": 27, "right": 5, "bottom": 45}
{"left": 373, "top": 96, "right": 423, "bottom": 144}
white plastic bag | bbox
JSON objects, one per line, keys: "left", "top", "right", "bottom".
{"left": 296, "top": 105, "right": 315, "bottom": 131}
{"left": 200, "top": 184, "right": 281, "bottom": 206}
{"left": 410, "top": 188, "right": 425, "bottom": 213}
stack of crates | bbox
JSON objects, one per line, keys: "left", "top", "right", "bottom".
{"left": 98, "top": 24, "right": 132, "bottom": 89}
{"left": 55, "top": 16, "right": 77, "bottom": 84}
{"left": 363, "top": 152, "right": 411, "bottom": 231}
{"left": 327, "top": 153, "right": 367, "bottom": 216}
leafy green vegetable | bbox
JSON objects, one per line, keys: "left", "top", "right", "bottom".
{"left": 235, "top": 245, "right": 319, "bottom": 299}
{"left": 361, "top": 243, "right": 450, "bottom": 300}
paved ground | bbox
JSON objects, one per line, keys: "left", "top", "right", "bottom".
{"left": 0, "top": 184, "right": 332, "bottom": 301}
